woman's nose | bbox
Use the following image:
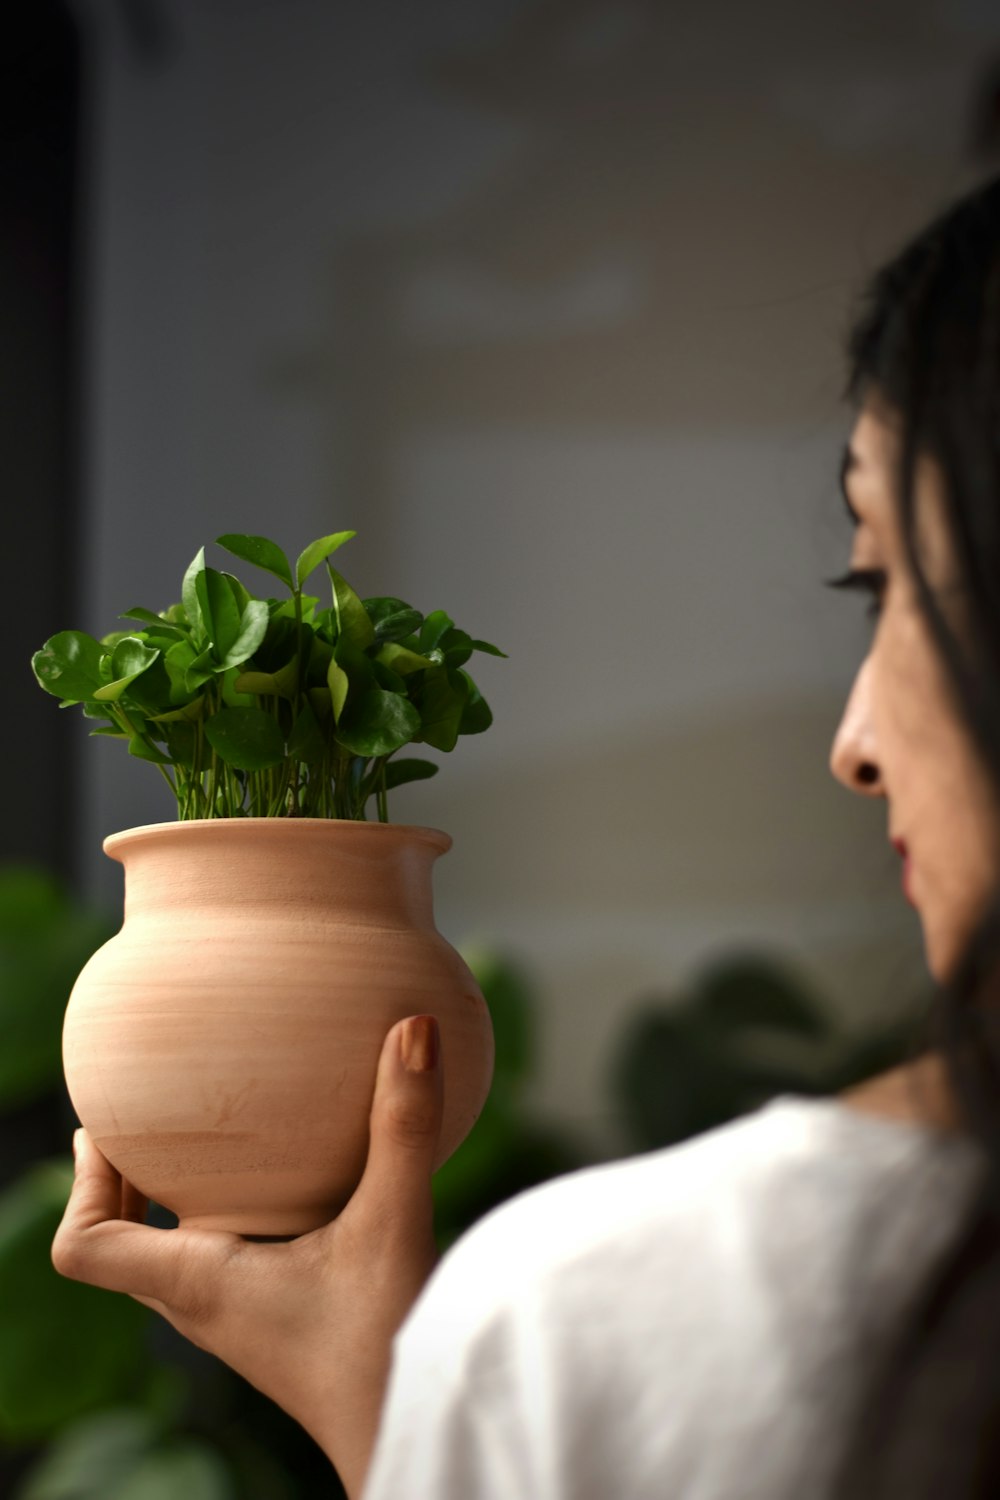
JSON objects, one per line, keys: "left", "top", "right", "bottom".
{"left": 830, "top": 656, "right": 884, "bottom": 795}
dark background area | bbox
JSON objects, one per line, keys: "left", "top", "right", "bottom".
{"left": 3, "top": 5, "right": 79, "bottom": 1490}
{"left": 4, "top": 0, "right": 79, "bottom": 881}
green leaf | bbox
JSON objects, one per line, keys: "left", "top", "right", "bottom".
{"left": 418, "top": 610, "right": 454, "bottom": 655}
{"left": 164, "top": 642, "right": 214, "bottom": 701}
{"left": 217, "top": 598, "right": 269, "bottom": 671}
{"left": 307, "top": 686, "right": 332, "bottom": 720}
{"left": 195, "top": 568, "right": 242, "bottom": 661}
{"left": 215, "top": 534, "right": 293, "bottom": 591}
{"left": 286, "top": 703, "right": 325, "bottom": 764}
{"left": 437, "top": 627, "right": 473, "bottom": 669}
{"left": 326, "top": 658, "right": 349, "bottom": 723}
{"left": 311, "top": 607, "right": 336, "bottom": 644}
{"left": 128, "top": 735, "right": 173, "bottom": 765}
{"left": 203, "top": 708, "right": 285, "bottom": 771}
{"left": 376, "top": 642, "right": 435, "bottom": 676}
{"left": 14, "top": 1408, "right": 163, "bottom": 1500}
{"left": 120, "top": 608, "right": 186, "bottom": 637}
{"left": 98, "top": 631, "right": 133, "bottom": 652}
{"left": 92, "top": 640, "right": 161, "bottom": 704}
{"left": 336, "top": 690, "right": 420, "bottom": 757}
{"left": 472, "top": 638, "right": 508, "bottom": 658}
{"left": 119, "top": 656, "right": 173, "bottom": 717}
{"left": 219, "top": 571, "right": 253, "bottom": 615}
{"left": 20, "top": 1424, "right": 239, "bottom": 1500}
{"left": 0, "top": 1162, "right": 149, "bottom": 1441}
{"left": 364, "top": 598, "right": 423, "bottom": 644}
{"left": 147, "top": 696, "right": 206, "bottom": 725}
{"left": 161, "top": 722, "right": 196, "bottom": 770}
{"left": 0, "top": 869, "right": 113, "bottom": 1111}
{"left": 383, "top": 758, "right": 439, "bottom": 790}
{"left": 219, "top": 666, "right": 254, "bottom": 708}
{"left": 328, "top": 566, "right": 375, "bottom": 649}
{"left": 180, "top": 548, "right": 206, "bottom": 638}
{"left": 253, "top": 610, "right": 297, "bottom": 664}
{"left": 371, "top": 661, "right": 407, "bottom": 695}
{"left": 333, "top": 637, "right": 375, "bottom": 698}
{"left": 183, "top": 646, "right": 217, "bottom": 694}
{"left": 458, "top": 672, "right": 493, "bottom": 735}
{"left": 31, "top": 632, "right": 105, "bottom": 702}
{"left": 416, "top": 666, "right": 467, "bottom": 752}
{"left": 111, "top": 637, "right": 158, "bottom": 680}
{"left": 233, "top": 656, "right": 298, "bottom": 699}
{"left": 106, "top": 1440, "right": 237, "bottom": 1500}
{"left": 305, "top": 633, "right": 333, "bottom": 680}
{"left": 294, "top": 531, "right": 356, "bottom": 588}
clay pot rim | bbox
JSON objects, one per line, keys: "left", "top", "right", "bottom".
{"left": 103, "top": 819, "right": 453, "bottom": 859}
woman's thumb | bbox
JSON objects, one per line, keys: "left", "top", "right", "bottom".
{"left": 354, "top": 1015, "right": 443, "bottom": 1223}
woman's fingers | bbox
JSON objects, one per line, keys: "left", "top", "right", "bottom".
{"left": 51, "top": 1130, "right": 227, "bottom": 1318}
{"left": 55, "top": 1016, "right": 443, "bottom": 1333}
{"left": 347, "top": 1015, "right": 443, "bottom": 1248}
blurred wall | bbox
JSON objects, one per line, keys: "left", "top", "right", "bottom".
{"left": 70, "top": 0, "right": 1000, "bottom": 1150}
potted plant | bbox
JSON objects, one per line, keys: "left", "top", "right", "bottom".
{"left": 31, "top": 531, "right": 503, "bottom": 1237}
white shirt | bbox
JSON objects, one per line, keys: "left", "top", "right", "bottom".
{"left": 363, "top": 1094, "right": 986, "bottom": 1500}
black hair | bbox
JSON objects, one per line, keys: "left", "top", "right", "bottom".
{"left": 832, "top": 174, "right": 1000, "bottom": 1496}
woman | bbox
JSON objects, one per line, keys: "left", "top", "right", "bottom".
{"left": 53, "top": 172, "right": 1000, "bottom": 1498}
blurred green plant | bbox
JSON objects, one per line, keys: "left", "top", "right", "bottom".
{"left": 0, "top": 868, "right": 113, "bottom": 1113}
{"left": 0, "top": 866, "right": 302, "bottom": 1499}
{"left": 0, "top": 1158, "right": 151, "bottom": 1442}
{"left": 609, "top": 949, "right": 929, "bottom": 1150}
{"left": 434, "top": 947, "right": 590, "bottom": 1250}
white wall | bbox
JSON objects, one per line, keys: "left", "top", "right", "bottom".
{"left": 71, "top": 0, "right": 1000, "bottom": 1150}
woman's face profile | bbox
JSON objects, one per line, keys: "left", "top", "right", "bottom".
{"left": 829, "top": 400, "right": 1000, "bottom": 982}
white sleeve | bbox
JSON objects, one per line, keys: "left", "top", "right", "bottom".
{"left": 361, "top": 1210, "right": 556, "bottom": 1500}
{"left": 361, "top": 1099, "right": 959, "bottom": 1500}
{"left": 361, "top": 1127, "right": 762, "bottom": 1500}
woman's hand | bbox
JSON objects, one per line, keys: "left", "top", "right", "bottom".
{"left": 51, "top": 1013, "right": 443, "bottom": 1500}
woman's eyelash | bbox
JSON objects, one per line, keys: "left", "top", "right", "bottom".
{"left": 823, "top": 567, "right": 888, "bottom": 619}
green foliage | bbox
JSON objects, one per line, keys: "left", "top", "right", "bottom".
{"left": 609, "top": 950, "right": 929, "bottom": 1150}
{"left": 0, "top": 869, "right": 113, "bottom": 1111}
{"left": 14, "top": 1408, "right": 238, "bottom": 1500}
{"left": 31, "top": 532, "right": 506, "bottom": 823}
{"left": 0, "top": 1163, "right": 150, "bottom": 1443}
{"left": 432, "top": 947, "right": 588, "bottom": 1251}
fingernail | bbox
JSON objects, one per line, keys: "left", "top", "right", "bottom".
{"left": 72, "top": 1129, "right": 81, "bottom": 1162}
{"left": 401, "top": 1015, "right": 439, "bottom": 1073}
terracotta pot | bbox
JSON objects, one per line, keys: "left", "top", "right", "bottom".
{"left": 63, "top": 819, "right": 494, "bottom": 1236}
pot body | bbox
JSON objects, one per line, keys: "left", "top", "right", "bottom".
{"left": 63, "top": 819, "right": 494, "bottom": 1235}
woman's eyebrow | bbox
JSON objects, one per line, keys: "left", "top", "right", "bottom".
{"left": 839, "top": 444, "right": 862, "bottom": 528}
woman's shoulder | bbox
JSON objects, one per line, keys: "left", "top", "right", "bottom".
{"left": 368, "top": 1096, "right": 986, "bottom": 1500}
{"left": 446, "top": 1092, "right": 977, "bottom": 1254}
{"left": 427, "top": 1090, "right": 984, "bottom": 1306}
